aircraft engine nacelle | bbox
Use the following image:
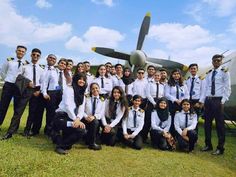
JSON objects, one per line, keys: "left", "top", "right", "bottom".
{"left": 130, "top": 50, "right": 147, "bottom": 67}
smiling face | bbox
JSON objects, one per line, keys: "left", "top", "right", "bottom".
{"left": 77, "top": 77, "right": 86, "bottom": 87}
{"left": 113, "top": 88, "right": 121, "bottom": 101}
{"left": 91, "top": 83, "right": 100, "bottom": 96}
{"left": 98, "top": 65, "right": 106, "bottom": 76}
{"left": 77, "top": 63, "right": 84, "bottom": 73}
{"left": 189, "top": 65, "right": 198, "bottom": 76}
{"left": 212, "top": 57, "right": 222, "bottom": 69}
{"left": 172, "top": 71, "right": 181, "bottom": 81}
{"left": 147, "top": 67, "right": 155, "bottom": 77}
{"left": 159, "top": 100, "right": 167, "bottom": 109}
{"left": 16, "top": 47, "right": 26, "bottom": 59}
{"left": 66, "top": 61, "right": 73, "bottom": 71}
{"left": 58, "top": 60, "right": 67, "bottom": 70}
{"left": 31, "top": 52, "right": 41, "bottom": 63}
{"left": 133, "top": 98, "right": 142, "bottom": 108}
{"left": 182, "top": 101, "right": 190, "bottom": 112}
{"left": 154, "top": 72, "right": 161, "bottom": 82}
{"left": 47, "top": 55, "right": 57, "bottom": 66}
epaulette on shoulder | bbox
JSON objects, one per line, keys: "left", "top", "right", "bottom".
{"left": 85, "top": 94, "right": 90, "bottom": 98}
{"left": 39, "top": 64, "right": 45, "bottom": 69}
{"left": 199, "top": 76, "right": 204, "bottom": 80}
{"left": 139, "top": 108, "right": 144, "bottom": 113}
{"left": 221, "top": 67, "right": 228, "bottom": 73}
{"left": 186, "top": 76, "right": 190, "bottom": 80}
{"left": 128, "top": 107, "right": 132, "bottom": 110}
{"left": 25, "top": 60, "right": 30, "bottom": 64}
{"left": 206, "top": 69, "right": 212, "bottom": 74}
{"left": 7, "top": 57, "right": 14, "bottom": 61}
{"left": 99, "top": 96, "right": 105, "bottom": 102}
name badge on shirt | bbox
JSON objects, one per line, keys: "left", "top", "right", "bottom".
{"left": 56, "top": 86, "right": 62, "bottom": 90}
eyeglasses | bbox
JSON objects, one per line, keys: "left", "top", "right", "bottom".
{"left": 138, "top": 72, "right": 144, "bottom": 75}
{"left": 32, "top": 53, "right": 40, "bottom": 57}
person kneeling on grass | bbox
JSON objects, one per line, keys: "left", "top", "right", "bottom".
{"left": 122, "top": 95, "right": 144, "bottom": 150}
{"left": 174, "top": 99, "right": 198, "bottom": 153}
{"left": 150, "top": 97, "right": 176, "bottom": 151}
{"left": 52, "top": 73, "right": 87, "bottom": 155}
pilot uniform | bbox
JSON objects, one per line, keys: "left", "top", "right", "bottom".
{"left": 101, "top": 100, "right": 126, "bottom": 146}
{"left": 174, "top": 111, "right": 198, "bottom": 152}
{"left": 82, "top": 95, "right": 105, "bottom": 149}
{"left": 85, "top": 72, "right": 95, "bottom": 94}
{"left": 165, "top": 83, "right": 189, "bottom": 135}
{"left": 122, "top": 106, "right": 145, "bottom": 150}
{"left": 150, "top": 111, "right": 171, "bottom": 150}
{"left": 0, "top": 57, "right": 28, "bottom": 126}
{"left": 93, "top": 76, "right": 113, "bottom": 99}
{"left": 142, "top": 81, "right": 165, "bottom": 142}
{"left": 201, "top": 66, "right": 231, "bottom": 153}
{"left": 112, "top": 74, "right": 122, "bottom": 87}
{"left": 42, "top": 68, "right": 66, "bottom": 136}
{"left": 52, "top": 85, "right": 86, "bottom": 151}
{"left": 133, "top": 78, "right": 148, "bottom": 109}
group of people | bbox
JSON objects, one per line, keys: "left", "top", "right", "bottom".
{"left": 0, "top": 45, "right": 231, "bottom": 155}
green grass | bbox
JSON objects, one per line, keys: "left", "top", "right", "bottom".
{"left": 0, "top": 104, "right": 236, "bottom": 177}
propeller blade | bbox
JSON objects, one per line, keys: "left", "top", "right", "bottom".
{"left": 136, "top": 12, "right": 151, "bottom": 50}
{"left": 147, "top": 57, "right": 188, "bottom": 71}
{"left": 91, "top": 47, "right": 130, "bottom": 61}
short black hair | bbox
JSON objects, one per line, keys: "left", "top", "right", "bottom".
{"left": 31, "top": 48, "right": 41, "bottom": 55}
{"left": 58, "top": 58, "right": 67, "bottom": 64}
{"left": 159, "top": 68, "right": 168, "bottom": 72}
{"left": 132, "top": 95, "right": 142, "bottom": 101}
{"left": 212, "top": 54, "right": 224, "bottom": 60}
{"left": 137, "top": 68, "right": 145, "bottom": 72}
{"left": 67, "top": 59, "right": 73, "bottom": 63}
{"left": 17, "top": 45, "right": 27, "bottom": 51}
{"left": 147, "top": 65, "right": 156, "bottom": 70}
{"left": 188, "top": 63, "right": 198, "bottom": 69}
{"left": 83, "top": 61, "right": 90, "bottom": 64}
{"left": 115, "top": 63, "right": 123, "bottom": 69}
{"left": 105, "top": 62, "right": 112, "bottom": 65}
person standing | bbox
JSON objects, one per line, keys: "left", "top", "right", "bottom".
{"left": 0, "top": 45, "right": 28, "bottom": 129}
{"left": 201, "top": 54, "right": 231, "bottom": 155}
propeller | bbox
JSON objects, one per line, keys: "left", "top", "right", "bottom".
{"left": 91, "top": 47, "right": 130, "bottom": 60}
{"left": 136, "top": 12, "right": 151, "bottom": 50}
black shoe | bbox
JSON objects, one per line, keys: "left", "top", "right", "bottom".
{"left": 88, "top": 143, "right": 102, "bottom": 150}
{"left": 212, "top": 149, "right": 224, "bottom": 155}
{"left": 29, "top": 131, "right": 39, "bottom": 137}
{"left": 55, "top": 147, "right": 67, "bottom": 155}
{"left": 201, "top": 146, "right": 213, "bottom": 151}
{"left": 1, "top": 133, "right": 13, "bottom": 140}
{"left": 22, "top": 131, "right": 31, "bottom": 139}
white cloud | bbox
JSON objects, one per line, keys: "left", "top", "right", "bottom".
{"left": 149, "top": 23, "right": 214, "bottom": 50}
{"left": 65, "top": 26, "right": 125, "bottom": 53}
{"left": 36, "top": 0, "right": 52, "bottom": 9}
{"left": 91, "top": 0, "right": 114, "bottom": 7}
{"left": 0, "top": 0, "right": 72, "bottom": 47}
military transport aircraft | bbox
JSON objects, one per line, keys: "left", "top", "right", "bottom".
{"left": 92, "top": 12, "right": 236, "bottom": 122}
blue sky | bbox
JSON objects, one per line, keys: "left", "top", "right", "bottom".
{"left": 0, "top": 0, "right": 236, "bottom": 66}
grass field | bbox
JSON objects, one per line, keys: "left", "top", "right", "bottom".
{"left": 0, "top": 104, "right": 235, "bottom": 177}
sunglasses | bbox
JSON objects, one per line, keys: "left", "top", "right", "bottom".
{"left": 138, "top": 72, "right": 144, "bottom": 74}
{"left": 32, "top": 53, "right": 40, "bottom": 57}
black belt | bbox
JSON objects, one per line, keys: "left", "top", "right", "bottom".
{"left": 206, "top": 96, "right": 222, "bottom": 100}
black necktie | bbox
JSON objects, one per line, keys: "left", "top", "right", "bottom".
{"left": 33, "top": 64, "right": 36, "bottom": 86}
{"left": 18, "top": 60, "right": 21, "bottom": 68}
{"left": 185, "top": 113, "right": 188, "bottom": 128}
{"left": 92, "top": 97, "right": 97, "bottom": 115}
{"left": 176, "top": 84, "right": 179, "bottom": 99}
{"left": 190, "top": 77, "right": 195, "bottom": 100}
{"left": 133, "top": 110, "right": 137, "bottom": 127}
{"left": 112, "top": 102, "right": 118, "bottom": 119}
{"left": 58, "top": 71, "right": 63, "bottom": 88}
{"left": 101, "top": 77, "right": 104, "bottom": 88}
{"left": 211, "top": 70, "right": 216, "bottom": 95}
{"left": 156, "top": 83, "right": 159, "bottom": 99}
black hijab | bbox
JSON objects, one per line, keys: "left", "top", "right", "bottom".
{"left": 121, "top": 67, "right": 134, "bottom": 85}
{"left": 72, "top": 73, "right": 87, "bottom": 107}
{"left": 156, "top": 97, "right": 169, "bottom": 122}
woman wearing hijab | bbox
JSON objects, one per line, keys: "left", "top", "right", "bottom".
{"left": 150, "top": 97, "right": 174, "bottom": 150}
{"left": 52, "top": 73, "right": 87, "bottom": 155}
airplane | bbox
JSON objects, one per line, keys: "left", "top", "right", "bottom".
{"left": 92, "top": 12, "right": 236, "bottom": 122}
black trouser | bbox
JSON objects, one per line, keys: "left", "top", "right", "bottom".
{"left": 24, "top": 93, "right": 44, "bottom": 134}
{"left": 168, "top": 101, "right": 181, "bottom": 137}
{"left": 101, "top": 118, "right": 119, "bottom": 146}
{"left": 150, "top": 129, "right": 169, "bottom": 150}
{"left": 141, "top": 101, "right": 154, "bottom": 142}
{"left": 52, "top": 112, "right": 86, "bottom": 150}
{"left": 81, "top": 118, "right": 100, "bottom": 145}
{"left": 176, "top": 130, "right": 198, "bottom": 151}
{"left": 7, "top": 88, "right": 33, "bottom": 134}
{"left": 0, "top": 82, "right": 20, "bottom": 125}
{"left": 190, "top": 99, "right": 201, "bottom": 134}
{"left": 44, "top": 90, "right": 62, "bottom": 135}
{"left": 204, "top": 97, "right": 225, "bottom": 151}
{"left": 123, "top": 129, "right": 143, "bottom": 150}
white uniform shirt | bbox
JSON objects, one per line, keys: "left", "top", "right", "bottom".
{"left": 85, "top": 72, "right": 95, "bottom": 94}
{"left": 102, "top": 100, "right": 126, "bottom": 127}
{"left": 83, "top": 96, "right": 105, "bottom": 120}
{"left": 151, "top": 111, "right": 171, "bottom": 132}
{"left": 122, "top": 106, "right": 145, "bottom": 137}
{"left": 22, "top": 63, "right": 44, "bottom": 87}
{"left": 117, "top": 79, "right": 134, "bottom": 96}
{"left": 56, "top": 85, "right": 85, "bottom": 120}
{"left": 42, "top": 68, "right": 66, "bottom": 96}
{"left": 185, "top": 75, "right": 205, "bottom": 101}
{"left": 0, "top": 57, "right": 28, "bottom": 83}
{"left": 133, "top": 78, "right": 148, "bottom": 98}
{"left": 202, "top": 66, "right": 231, "bottom": 104}
{"left": 112, "top": 74, "right": 122, "bottom": 87}
{"left": 174, "top": 110, "right": 197, "bottom": 135}
{"left": 93, "top": 76, "right": 113, "bottom": 95}
{"left": 165, "top": 83, "right": 189, "bottom": 103}
{"left": 146, "top": 81, "right": 165, "bottom": 105}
